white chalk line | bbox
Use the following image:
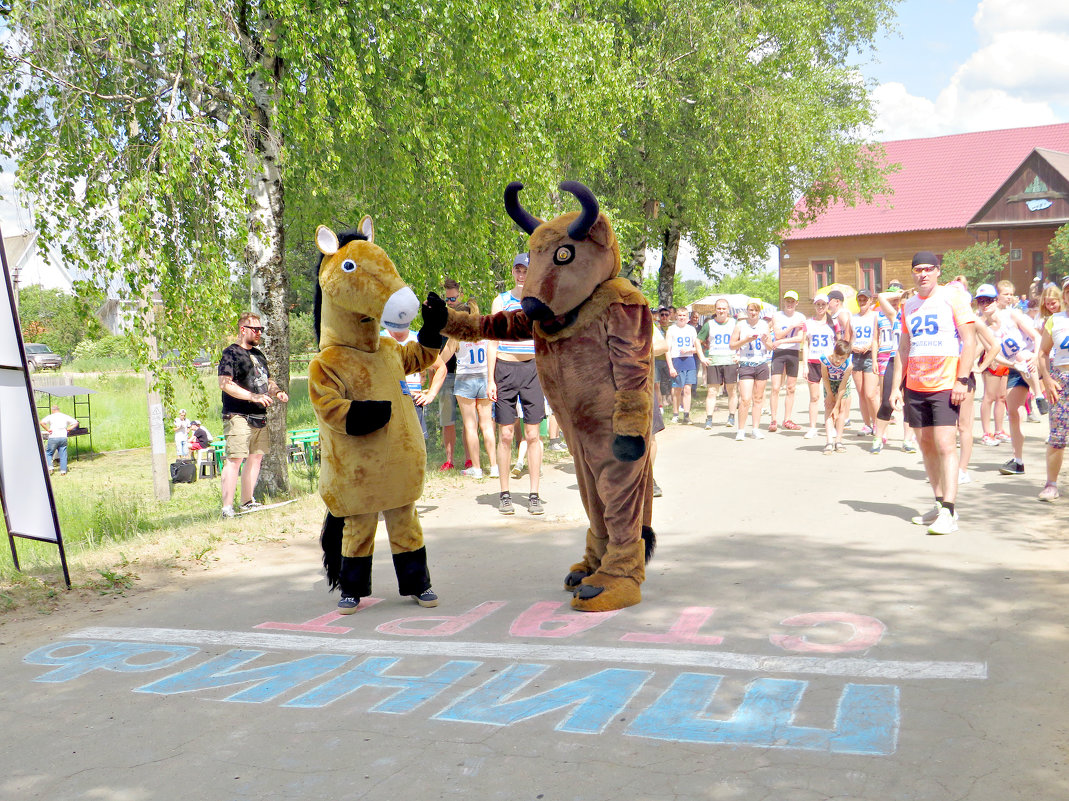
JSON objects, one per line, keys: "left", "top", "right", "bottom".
{"left": 68, "top": 626, "right": 987, "bottom": 681}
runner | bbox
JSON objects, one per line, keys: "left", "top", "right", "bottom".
{"left": 850, "top": 288, "right": 880, "bottom": 436}
{"left": 768, "top": 290, "right": 806, "bottom": 432}
{"left": 821, "top": 339, "right": 853, "bottom": 454}
{"left": 699, "top": 297, "right": 739, "bottom": 429}
{"left": 872, "top": 286, "right": 908, "bottom": 453}
{"left": 825, "top": 289, "right": 854, "bottom": 343}
{"left": 994, "top": 284, "right": 1043, "bottom": 477}
{"left": 667, "top": 307, "right": 708, "bottom": 424}
{"left": 803, "top": 293, "right": 835, "bottom": 439}
{"left": 974, "top": 284, "right": 1008, "bottom": 446}
{"left": 889, "top": 251, "right": 976, "bottom": 535}
{"left": 731, "top": 299, "right": 773, "bottom": 441}
{"left": 1037, "top": 278, "right": 1069, "bottom": 501}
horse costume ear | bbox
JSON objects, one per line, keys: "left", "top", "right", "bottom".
{"left": 317, "top": 225, "right": 339, "bottom": 255}
{"left": 359, "top": 215, "right": 375, "bottom": 242}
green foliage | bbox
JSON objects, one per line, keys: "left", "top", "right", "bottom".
{"left": 1048, "top": 223, "right": 1069, "bottom": 281}
{"left": 71, "top": 335, "right": 132, "bottom": 362}
{"left": 16, "top": 285, "right": 103, "bottom": 356}
{"left": 941, "top": 242, "right": 1006, "bottom": 289}
{"left": 641, "top": 274, "right": 714, "bottom": 308}
{"left": 711, "top": 270, "right": 780, "bottom": 306}
{"left": 288, "top": 313, "right": 316, "bottom": 357}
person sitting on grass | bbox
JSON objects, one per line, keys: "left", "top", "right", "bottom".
{"left": 822, "top": 339, "right": 854, "bottom": 454}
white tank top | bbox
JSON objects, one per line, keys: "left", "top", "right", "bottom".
{"left": 705, "top": 318, "right": 736, "bottom": 363}
{"left": 496, "top": 291, "right": 535, "bottom": 356}
{"left": 805, "top": 318, "right": 834, "bottom": 362}
{"left": 851, "top": 312, "right": 877, "bottom": 350}
{"left": 455, "top": 340, "right": 489, "bottom": 376}
{"left": 736, "top": 319, "right": 771, "bottom": 364}
{"left": 997, "top": 310, "right": 1031, "bottom": 360}
{"left": 1048, "top": 312, "right": 1069, "bottom": 368}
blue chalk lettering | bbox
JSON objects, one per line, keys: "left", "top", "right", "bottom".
{"left": 435, "top": 664, "right": 651, "bottom": 734}
{"left": 23, "top": 640, "right": 199, "bottom": 683}
{"left": 627, "top": 673, "right": 899, "bottom": 755}
{"left": 284, "top": 657, "right": 480, "bottom": 712}
{"left": 135, "top": 649, "right": 353, "bottom": 703}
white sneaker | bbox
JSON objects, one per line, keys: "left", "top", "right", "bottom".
{"left": 671, "top": 414, "right": 680, "bottom": 424}
{"left": 461, "top": 466, "right": 484, "bottom": 478}
{"left": 803, "top": 428, "right": 818, "bottom": 439}
{"left": 911, "top": 503, "right": 941, "bottom": 526}
{"left": 489, "top": 465, "right": 500, "bottom": 478}
{"left": 735, "top": 430, "right": 747, "bottom": 441}
{"left": 752, "top": 428, "right": 766, "bottom": 440}
{"left": 927, "top": 506, "right": 959, "bottom": 535}
{"left": 958, "top": 470, "right": 971, "bottom": 485}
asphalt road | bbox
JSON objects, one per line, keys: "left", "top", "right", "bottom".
{"left": 2, "top": 410, "right": 1067, "bottom": 800}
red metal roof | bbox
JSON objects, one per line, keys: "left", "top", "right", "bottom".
{"left": 786, "top": 123, "right": 1069, "bottom": 241}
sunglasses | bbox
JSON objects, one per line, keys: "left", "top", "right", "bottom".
{"left": 976, "top": 297, "right": 995, "bottom": 305}
{"left": 444, "top": 295, "right": 460, "bottom": 302}
{"left": 911, "top": 265, "right": 938, "bottom": 274}
{"left": 243, "top": 325, "right": 264, "bottom": 332}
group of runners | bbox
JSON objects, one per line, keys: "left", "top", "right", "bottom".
{"left": 656, "top": 252, "right": 1069, "bottom": 532}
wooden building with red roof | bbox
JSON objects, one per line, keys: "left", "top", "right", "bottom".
{"left": 779, "top": 123, "right": 1069, "bottom": 307}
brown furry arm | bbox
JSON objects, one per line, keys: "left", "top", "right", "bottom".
{"left": 308, "top": 358, "right": 357, "bottom": 434}
{"left": 443, "top": 307, "right": 534, "bottom": 342}
{"left": 606, "top": 303, "right": 654, "bottom": 436}
{"left": 399, "top": 341, "right": 439, "bottom": 375}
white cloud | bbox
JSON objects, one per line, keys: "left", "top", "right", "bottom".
{"left": 870, "top": 4, "right": 1069, "bottom": 140}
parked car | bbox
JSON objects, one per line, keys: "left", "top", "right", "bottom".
{"left": 162, "top": 349, "right": 212, "bottom": 369}
{"left": 23, "top": 343, "right": 62, "bottom": 371}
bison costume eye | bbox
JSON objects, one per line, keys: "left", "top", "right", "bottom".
{"left": 341, "top": 259, "right": 357, "bottom": 273}
{"left": 553, "top": 245, "right": 575, "bottom": 265}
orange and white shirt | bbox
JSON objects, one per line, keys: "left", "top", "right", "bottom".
{"left": 900, "top": 285, "right": 975, "bottom": 392}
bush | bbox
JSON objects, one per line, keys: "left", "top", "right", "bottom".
{"left": 71, "top": 335, "right": 133, "bottom": 362}
{"left": 289, "top": 312, "right": 317, "bottom": 354}
{"left": 17, "top": 285, "right": 105, "bottom": 356}
{"left": 941, "top": 242, "right": 1006, "bottom": 289}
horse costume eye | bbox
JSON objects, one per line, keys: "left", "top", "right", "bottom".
{"left": 553, "top": 245, "right": 575, "bottom": 265}
{"left": 341, "top": 259, "right": 357, "bottom": 273}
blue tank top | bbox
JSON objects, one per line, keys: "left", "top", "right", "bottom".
{"left": 496, "top": 291, "right": 536, "bottom": 356}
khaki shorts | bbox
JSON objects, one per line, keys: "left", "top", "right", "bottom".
{"left": 223, "top": 415, "right": 270, "bottom": 459}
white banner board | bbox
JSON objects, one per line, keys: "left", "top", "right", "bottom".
{"left": 0, "top": 225, "right": 69, "bottom": 585}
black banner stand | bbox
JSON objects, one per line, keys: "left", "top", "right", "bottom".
{"left": 0, "top": 223, "right": 71, "bottom": 588}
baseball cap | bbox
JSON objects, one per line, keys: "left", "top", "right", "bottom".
{"left": 513, "top": 252, "right": 529, "bottom": 268}
{"left": 887, "top": 279, "right": 904, "bottom": 290}
{"left": 813, "top": 293, "right": 829, "bottom": 304}
{"left": 855, "top": 287, "right": 871, "bottom": 298}
{"left": 912, "top": 251, "right": 938, "bottom": 268}
{"left": 1062, "top": 276, "right": 1069, "bottom": 289}
{"left": 974, "top": 283, "right": 997, "bottom": 299}
{"left": 826, "top": 289, "right": 845, "bottom": 302}
{"left": 783, "top": 290, "right": 798, "bottom": 301}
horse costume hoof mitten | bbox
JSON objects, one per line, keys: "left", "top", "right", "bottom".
{"left": 439, "top": 181, "right": 655, "bottom": 612}
{"left": 309, "top": 216, "right": 447, "bottom": 612}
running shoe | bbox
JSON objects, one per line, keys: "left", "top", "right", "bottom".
{"left": 337, "top": 595, "right": 360, "bottom": 614}
{"left": 911, "top": 503, "right": 941, "bottom": 526}
{"left": 671, "top": 414, "right": 680, "bottom": 424}
{"left": 528, "top": 494, "right": 545, "bottom": 515}
{"left": 753, "top": 428, "right": 766, "bottom": 440}
{"left": 927, "top": 506, "right": 959, "bottom": 535}
{"left": 510, "top": 465, "right": 525, "bottom": 479}
{"left": 704, "top": 416, "right": 713, "bottom": 430}
{"left": 803, "top": 428, "right": 819, "bottom": 439}
{"left": 958, "top": 470, "right": 971, "bottom": 485}
{"left": 980, "top": 434, "right": 999, "bottom": 447}
{"left": 460, "top": 466, "right": 484, "bottom": 478}
{"left": 1037, "top": 397, "right": 1050, "bottom": 415}
{"left": 240, "top": 499, "right": 263, "bottom": 511}
{"left": 411, "top": 589, "right": 439, "bottom": 608}
{"left": 995, "top": 431, "right": 1012, "bottom": 443}
{"left": 999, "top": 459, "right": 1024, "bottom": 475}
{"left": 498, "top": 492, "right": 515, "bottom": 515}
{"left": 440, "top": 461, "right": 456, "bottom": 471}
{"left": 1027, "top": 412, "right": 1041, "bottom": 423}
{"left": 727, "top": 414, "right": 736, "bottom": 428}
{"left": 652, "top": 482, "right": 663, "bottom": 498}
{"left": 683, "top": 413, "right": 691, "bottom": 425}
{"left": 489, "top": 465, "right": 500, "bottom": 478}
{"left": 548, "top": 438, "right": 568, "bottom": 452}
{"left": 860, "top": 424, "right": 873, "bottom": 436}
{"left": 221, "top": 506, "right": 236, "bottom": 519}
{"left": 1039, "top": 483, "right": 1060, "bottom": 502}
{"left": 768, "top": 420, "right": 778, "bottom": 433}
{"left": 870, "top": 437, "right": 883, "bottom": 454}
{"left": 782, "top": 420, "right": 800, "bottom": 431}
{"left": 735, "top": 430, "right": 746, "bottom": 442}
{"left": 463, "top": 459, "right": 474, "bottom": 469}
{"left": 902, "top": 440, "right": 918, "bottom": 453}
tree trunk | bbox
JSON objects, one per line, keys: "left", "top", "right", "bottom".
{"left": 245, "top": 60, "right": 289, "bottom": 497}
{"left": 658, "top": 223, "right": 681, "bottom": 309}
{"left": 622, "top": 238, "right": 646, "bottom": 286}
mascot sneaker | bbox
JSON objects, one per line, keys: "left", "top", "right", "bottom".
{"left": 412, "top": 589, "right": 439, "bottom": 608}
{"left": 337, "top": 595, "right": 360, "bottom": 614}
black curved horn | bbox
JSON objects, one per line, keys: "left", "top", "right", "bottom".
{"left": 504, "top": 182, "right": 542, "bottom": 235}
{"left": 561, "top": 181, "right": 599, "bottom": 240}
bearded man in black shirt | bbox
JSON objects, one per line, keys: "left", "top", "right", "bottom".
{"left": 218, "top": 311, "right": 289, "bottom": 517}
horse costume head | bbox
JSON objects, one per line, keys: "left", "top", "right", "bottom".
{"left": 505, "top": 181, "right": 622, "bottom": 331}
{"left": 313, "top": 216, "right": 420, "bottom": 352}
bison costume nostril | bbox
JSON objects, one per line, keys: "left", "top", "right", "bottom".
{"left": 520, "top": 296, "right": 553, "bottom": 320}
